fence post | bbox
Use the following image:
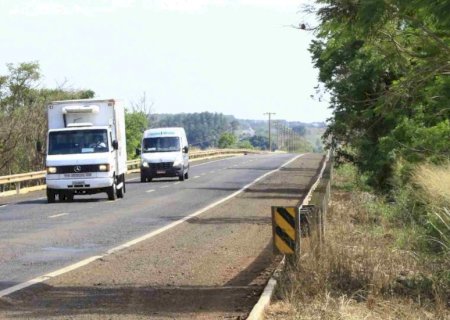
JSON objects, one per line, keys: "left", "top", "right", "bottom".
{"left": 15, "top": 182, "right": 20, "bottom": 194}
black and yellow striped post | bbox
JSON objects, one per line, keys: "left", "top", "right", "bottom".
{"left": 271, "top": 206, "right": 299, "bottom": 255}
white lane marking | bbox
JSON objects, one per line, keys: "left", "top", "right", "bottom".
{"left": 48, "top": 213, "right": 69, "bottom": 219}
{"left": 174, "top": 182, "right": 180, "bottom": 185}
{"left": 160, "top": 185, "right": 169, "bottom": 189}
{"left": 146, "top": 189, "right": 155, "bottom": 193}
{"left": 0, "top": 154, "right": 302, "bottom": 299}
{"left": 190, "top": 156, "right": 239, "bottom": 167}
{"left": 193, "top": 176, "right": 200, "bottom": 179}
{"left": 0, "top": 204, "right": 7, "bottom": 208}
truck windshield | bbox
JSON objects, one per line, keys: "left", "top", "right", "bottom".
{"left": 143, "top": 137, "right": 180, "bottom": 153}
{"left": 48, "top": 129, "right": 109, "bottom": 155}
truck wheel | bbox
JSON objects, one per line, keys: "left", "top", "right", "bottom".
{"left": 107, "top": 183, "right": 117, "bottom": 201}
{"left": 47, "top": 189, "right": 56, "bottom": 203}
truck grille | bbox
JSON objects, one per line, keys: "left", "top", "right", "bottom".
{"left": 55, "top": 165, "right": 102, "bottom": 173}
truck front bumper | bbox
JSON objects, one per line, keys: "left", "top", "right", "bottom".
{"left": 46, "top": 176, "right": 114, "bottom": 191}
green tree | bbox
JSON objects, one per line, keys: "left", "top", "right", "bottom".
{"left": 236, "top": 139, "right": 254, "bottom": 149}
{"left": 0, "top": 61, "right": 95, "bottom": 175}
{"left": 218, "top": 132, "right": 237, "bottom": 148}
{"left": 310, "top": 0, "right": 450, "bottom": 191}
{"left": 125, "top": 110, "right": 148, "bottom": 159}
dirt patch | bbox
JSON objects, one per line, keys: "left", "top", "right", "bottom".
{"left": 0, "top": 154, "right": 323, "bottom": 319}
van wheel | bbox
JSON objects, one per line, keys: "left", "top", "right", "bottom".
{"left": 107, "top": 183, "right": 117, "bottom": 201}
{"left": 184, "top": 171, "right": 189, "bottom": 179}
{"left": 140, "top": 173, "right": 147, "bottom": 182}
{"left": 179, "top": 167, "right": 185, "bottom": 181}
{"left": 47, "top": 189, "right": 56, "bottom": 203}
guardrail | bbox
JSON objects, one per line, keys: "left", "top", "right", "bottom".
{"left": 248, "top": 151, "right": 332, "bottom": 320}
{"left": 271, "top": 151, "right": 332, "bottom": 257}
{"left": 0, "top": 149, "right": 257, "bottom": 197}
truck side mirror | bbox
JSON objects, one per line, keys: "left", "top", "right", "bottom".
{"left": 183, "top": 146, "right": 189, "bottom": 153}
{"left": 135, "top": 148, "right": 141, "bottom": 156}
{"left": 36, "top": 141, "right": 43, "bottom": 153}
{"left": 112, "top": 140, "right": 119, "bottom": 150}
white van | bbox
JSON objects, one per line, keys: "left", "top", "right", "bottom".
{"left": 138, "top": 127, "right": 189, "bottom": 182}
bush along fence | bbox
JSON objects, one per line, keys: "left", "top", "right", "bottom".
{"left": 0, "top": 149, "right": 257, "bottom": 197}
{"left": 271, "top": 150, "right": 332, "bottom": 258}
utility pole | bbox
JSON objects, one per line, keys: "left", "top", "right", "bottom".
{"left": 263, "top": 112, "right": 276, "bottom": 151}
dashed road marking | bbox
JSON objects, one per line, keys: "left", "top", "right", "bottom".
{"left": 48, "top": 213, "right": 69, "bottom": 219}
{"left": 146, "top": 189, "right": 155, "bottom": 193}
{"left": 0, "top": 204, "right": 7, "bottom": 208}
{"left": 174, "top": 182, "right": 180, "bottom": 185}
{"left": 160, "top": 185, "right": 169, "bottom": 189}
{"left": 193, "top": 176, "right": 200, "bottom": 179}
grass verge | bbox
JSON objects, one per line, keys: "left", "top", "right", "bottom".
{"left": 266, "top": 164, "right": 449, "bottom": 320}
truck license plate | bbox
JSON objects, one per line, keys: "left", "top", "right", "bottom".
{"left": 64, "top": 173, "right": 92, "bottom": 178}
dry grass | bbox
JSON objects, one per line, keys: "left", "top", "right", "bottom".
{"left": 266, "top": 187, "right": 449, "bottom": 320}
{"left": 414, "top": 163, "right": 450, "bottom": 207}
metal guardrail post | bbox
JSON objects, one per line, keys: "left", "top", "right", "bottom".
{"left": 16, "top": 182, "right": 20, "bottom": 195}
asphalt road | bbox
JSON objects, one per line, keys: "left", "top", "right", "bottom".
{"left": 0, "top": 153, "right": 295, "bottom": 293}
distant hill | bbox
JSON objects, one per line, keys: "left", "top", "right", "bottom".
{"left": 151, "top": 113, "right": 326, "bottom": 152}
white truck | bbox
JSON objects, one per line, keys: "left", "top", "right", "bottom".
{"left": 45, "top": 99, "right": 127, "bottom": 203}
{"left": 137, "top": 127, "right": 189, "bottom": 182}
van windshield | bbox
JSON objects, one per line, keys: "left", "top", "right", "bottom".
{"left": 143, "top": 137, "right": 180, "bottom": 153}
{"left": 48, "top": 129, "right": 109, "bottom": 155}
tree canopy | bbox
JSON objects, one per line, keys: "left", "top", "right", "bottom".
{"left": 311, "top": 0, "right": 450, "bottom": 191}
{"left": 0, "top": 62, "right": 95, "bottom": 175}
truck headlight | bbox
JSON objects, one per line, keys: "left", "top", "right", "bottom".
{"left": 173, "top": 158, "right": 183, "bottom": 167}
{"left": 47, "top": 166, "right": 57, "bottom": 174}
{"left": 99, "top": 164, "right": 110, "bottom": 171}
{"left": 142, "top": 161, "right": 149, "bottom": 168}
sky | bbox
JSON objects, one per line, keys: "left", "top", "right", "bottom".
{"left": 0, "top": 0, "right": 331, "bottom": 122}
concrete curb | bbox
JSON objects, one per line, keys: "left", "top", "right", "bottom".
{"left": 247, "top": 257, "right": 285, "bottom": 320}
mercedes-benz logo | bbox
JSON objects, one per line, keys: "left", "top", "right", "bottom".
{"left": 74, "top": 165, "right": 81, "bottom": 173}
